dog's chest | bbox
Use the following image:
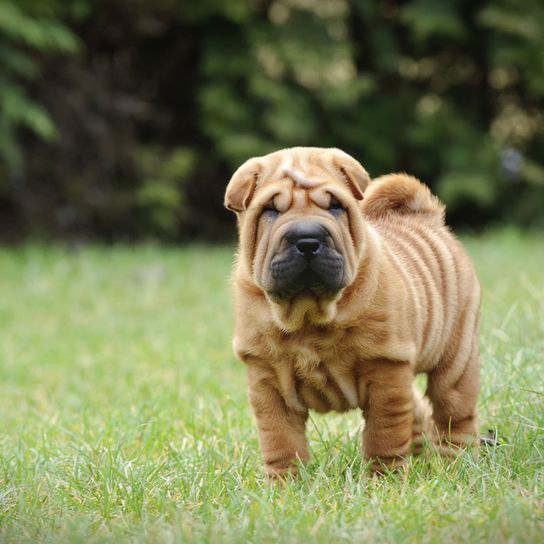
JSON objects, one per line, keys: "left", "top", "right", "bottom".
{"left": 270, "top": 335, "right": 364, "bottom": 414}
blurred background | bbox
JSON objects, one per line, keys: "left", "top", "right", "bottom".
{"left": 0, "top": 0, "right": 543, "bottom": 243}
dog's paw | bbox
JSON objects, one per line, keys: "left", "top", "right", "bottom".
{"left": 367, "top": 456, "right": 408, "bottom": 475}
{"left": 264, "top": 464, "right": 299, "bottom": 479}
{"left": 480, "top": 429, "right": 499, "bottom": 447}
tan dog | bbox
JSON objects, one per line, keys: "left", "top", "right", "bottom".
{"left": 225, "top": 147, "right": 480, "bottom": 476}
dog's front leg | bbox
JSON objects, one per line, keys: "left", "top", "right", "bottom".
{"left": 361, "top": 360, "right": 414, "bottom": 473}
{"left": 247, "top": 365, "right": 309, "bottom": 478}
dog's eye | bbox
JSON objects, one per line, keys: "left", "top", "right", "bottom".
{"left": 263, "top": 203, "right": 278, "bottom": 213}
{"left": 262, "top": 203, "right": 279, "bottom": 221}
{"left": 328, "top": 198, "right": 345, "bottom": 215}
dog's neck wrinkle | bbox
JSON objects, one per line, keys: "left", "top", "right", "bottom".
{"left": 336, "top": 223, "right": 382, "bottom": 322}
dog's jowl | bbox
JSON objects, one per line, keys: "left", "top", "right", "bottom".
{"left": 225, "top": 147, "right": 480, "bottom": 477}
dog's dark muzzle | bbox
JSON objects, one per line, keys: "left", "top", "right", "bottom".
{"left": 269, "top": 221, "right": 345, "bottom": 298}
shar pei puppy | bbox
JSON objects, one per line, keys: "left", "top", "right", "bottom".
{"left": 224, "top": 147, "right": 480, "bottom": 477}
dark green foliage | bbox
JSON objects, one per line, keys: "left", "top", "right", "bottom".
{"left": 1, "top": 0, "right": 543, "bottom": 241}
{"left": 0, "top": 0, "right": 81, "bottom": 165}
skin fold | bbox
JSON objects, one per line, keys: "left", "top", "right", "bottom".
{"left": 225, "top": 147, "right": 480, "bottom": 477}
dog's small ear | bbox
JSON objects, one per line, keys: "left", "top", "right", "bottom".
{"left": 224, "top": 159, "right": 261, "bottom": 213}
{"left": 330, "top": 149, "right": 370, "bottom": 200}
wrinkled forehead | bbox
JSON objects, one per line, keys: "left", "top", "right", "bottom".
{"left": 254, "top": 151, "right": 345, "bottom": 210}
{"left": 258, "top": 150, "right": 337, "bottom": 188}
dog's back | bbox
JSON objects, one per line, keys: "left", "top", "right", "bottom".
{"left": 362, "top": 173, "right": 480, "bottom": 371}
{"left": 361, "top": 173, "right": 480, "bottom": 448}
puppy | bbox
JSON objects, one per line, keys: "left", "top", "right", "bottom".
{"left": 224, "top": 147, "right": 480, "bottom": 476}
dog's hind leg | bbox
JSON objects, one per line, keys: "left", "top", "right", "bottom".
{"left": 411, "top": 385, "right": 434, "bottom": 455}
{"left": 426, "top": 304, "right": 480, "bottom": 455}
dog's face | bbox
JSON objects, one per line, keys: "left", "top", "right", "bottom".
{"left": 225, "top": 147, "right": 371, "bottom": 330}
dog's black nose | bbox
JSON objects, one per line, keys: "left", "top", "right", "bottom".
{"left": 295, "top": 238, "right": 321, "bottom": 258}
{"left": 285, "top": 221, "right": 330, "bottom": 260}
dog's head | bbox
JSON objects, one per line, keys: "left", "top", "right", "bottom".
{"left": 225, "top": 147, "right": 371, "bottom": 330}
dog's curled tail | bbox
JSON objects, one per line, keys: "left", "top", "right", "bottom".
{"left": 361, "top": 173, "right": 445, "bottom": 225}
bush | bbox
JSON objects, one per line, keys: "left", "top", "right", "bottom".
{"left": 1, "top": 0, "right": 543, "bottom": 241}
{"left": 0, "top": 0, "right": 82, "bottom": 166}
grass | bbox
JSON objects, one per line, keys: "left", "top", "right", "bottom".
{"left": 0, "top": 229, "right": 543, "bottom": 543}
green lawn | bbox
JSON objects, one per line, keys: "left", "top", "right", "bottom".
{"left": 1, "top": 230, "right": 543, "bottom": 543}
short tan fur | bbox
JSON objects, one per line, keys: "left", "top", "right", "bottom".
{"left": 225, "top": 147, "right": 480, "bottom": 476}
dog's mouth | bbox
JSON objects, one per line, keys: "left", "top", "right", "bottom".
{"left": 268, "top": 247, "right": 345, "bottom": 300}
